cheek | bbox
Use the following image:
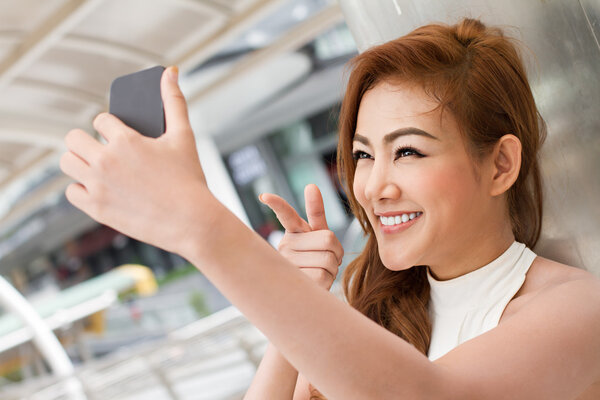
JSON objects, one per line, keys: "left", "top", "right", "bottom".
{"left": 352, "top": 166, "right": 369, "bottom": 208}
{"left": 416, "top": 159, "right": 481, "bottom": 224}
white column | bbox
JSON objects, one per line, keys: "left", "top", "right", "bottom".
{"left": 189, "top": 116, "right": 251, "bottom": 228}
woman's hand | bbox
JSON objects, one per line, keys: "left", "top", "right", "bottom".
{"left": 259, "top": 184, "right": 343, "bottom": 290}
{"left": 59, "top": 66, "right": 212, "bottom": 255}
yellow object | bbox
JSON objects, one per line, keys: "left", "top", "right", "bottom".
{"left": 85, "top": 309, "right": 106, "bottom": 334}
{"left": 115, "top": 264, "right": 158, "bottom": 296}
{"left": 83, "top": 265, "right": 157, "bottom": 335}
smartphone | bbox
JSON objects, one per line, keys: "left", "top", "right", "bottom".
{"left": 109, "top": 65, "right": 165, "bottom": 138}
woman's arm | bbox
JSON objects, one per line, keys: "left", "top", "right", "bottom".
{"left": 178, "top": 200, "right": 600, "bottom": 400}
{"left": 60, "top": 68, "right": 600, "bottom": 399}
{"left": 245, "top": 186, "right": 343, "bottom": 399}
{"left": 244, "top": 347, "right": 314, "bottom": 400}
{"left": 244, "top": 343, "right": 300, "bottom": 399}
{"left": 182, "top": 199, "right": 445, "bottom": 400}
{"left": 434, "top": 276, "right": 600, "bottom": 399}
{"left": 61, "top": 69, "right": 436, "bottom": 398}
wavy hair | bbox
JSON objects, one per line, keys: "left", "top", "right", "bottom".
{"left": 309, "top": 17, "right": 546, "bottom": 398}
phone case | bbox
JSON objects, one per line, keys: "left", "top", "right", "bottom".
{"left": 109, "top": 65, "right": 165, "bottom": 138}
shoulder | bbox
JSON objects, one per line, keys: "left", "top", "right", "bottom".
{"left": 504, "top": 255, "right": 600, "bottom": 321}
{"left": 514, "top": 256, "right": 600, "bottom": 332}
{"left": 521, "top": 256, "right": 600, "bottom": 319}
{"left": 510, "top": 260, "right": 600, "bottom": 374}
{"left": 527, "top": 255, "right": 595, "bottom": 287}
{"left": 438, "top": 258, "right": 600, "bottom": 398}
{"left": 519, "top": 255, "right": 598, "bottom": 298}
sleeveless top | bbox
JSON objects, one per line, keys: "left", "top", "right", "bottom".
{"left": 427, "top": 241, "right": 537, "bottom": 361}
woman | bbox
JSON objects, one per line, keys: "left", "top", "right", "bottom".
{"left": 60, "top": 18, "right": 600, "bottom": 399}
{"left": 245, "top": 18, "right": 600, "bottom": 399}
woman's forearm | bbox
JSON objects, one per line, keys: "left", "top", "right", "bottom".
{"left": 244, "top": 343, "right": 298, "bottom": 399}
{"left": 181, "top": 198, "right": 445, "bottom": 400}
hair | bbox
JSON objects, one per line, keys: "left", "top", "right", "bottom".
{"left": 308, "top": 17, "right": 546, "bottom": 398}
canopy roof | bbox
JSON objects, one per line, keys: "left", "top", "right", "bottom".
{"left": 0, "top": 0, "right": 344, "bottom": 239}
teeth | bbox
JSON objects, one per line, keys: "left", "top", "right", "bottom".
{"left": 379, "top": 212, "right": 422, "bottom": 226}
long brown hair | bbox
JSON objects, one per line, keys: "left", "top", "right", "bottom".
{"left": 309, "top": 18, "right": 546, "bottom": 398}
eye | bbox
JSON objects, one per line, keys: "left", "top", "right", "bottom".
{"left": 394, "top": 146, "right": 424, "bottom": 159}
{"left": 352, "top": 150, "right": 372, "bottom": 161}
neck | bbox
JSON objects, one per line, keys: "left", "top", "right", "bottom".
{"left": 428, "top": 220, "right": 515, "bottom": 281}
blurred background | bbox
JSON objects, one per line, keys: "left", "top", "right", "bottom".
{"left": 0, "top": 0, "right": 598, "bottom": 399}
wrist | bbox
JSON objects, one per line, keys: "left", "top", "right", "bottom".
{"left": 170, "top": 183, "right": 224, "bottom": 258}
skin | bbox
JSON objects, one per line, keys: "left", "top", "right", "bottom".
{"left": 352, "top": 81, "right": 516, "bottom": 280}
{"left": 245, "top": 184, "right": 343, "bottom": 400}
{"left": 248, "top": 81, "right": 600, "bottom": 399}
{"left": 60, "top": 68, "right": 600, "bottom": 399}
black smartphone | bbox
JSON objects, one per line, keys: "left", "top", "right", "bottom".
{"left": 109, "top": 65, "right": 165, "bottom": 138}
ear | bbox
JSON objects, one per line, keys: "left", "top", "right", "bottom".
{"left": 489, "top": 134, "right": 521, "bottom": 197}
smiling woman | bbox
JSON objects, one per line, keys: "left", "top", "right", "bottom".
{"left": 336, "top": 14, "right": 544, "bottom": 350}
{"left": 60, "top": 17, "right": 600, "bottom": 400}
{"left": 255, "top": 17, "right": 598, "bottom": 399}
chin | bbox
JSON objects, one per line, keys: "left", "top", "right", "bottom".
{"left": 378, "top": 249, "right": 419, "bottom": 272}
{"left": 375, "top": 232, "right": 432, "bottom": 272}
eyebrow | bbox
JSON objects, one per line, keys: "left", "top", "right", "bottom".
{"left": 353, "top": 127, "right": 439, "bottom": 146}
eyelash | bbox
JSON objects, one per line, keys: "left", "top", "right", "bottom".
{"left": 352, "top": 146, "right": 424, "bottom": 161}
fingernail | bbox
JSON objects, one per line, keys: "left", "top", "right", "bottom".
{"left": 169, "top": 66, "right": 179, "bottom": 82}
{"left": 258, "top": 194, "right": 264, "bottom": 202}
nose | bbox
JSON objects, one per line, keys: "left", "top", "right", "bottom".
{"left": 363, "top": 158, "right": 401, "bottom": 201}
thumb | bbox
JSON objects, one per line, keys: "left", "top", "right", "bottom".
{"left": 259, "top": 193, "right": 311, "bottom": 233}
{"left": 305, "top": 184, "right": 328, "bottom": 230}
{"left": 161, "top": 66, "right": 191, "bottom": 134}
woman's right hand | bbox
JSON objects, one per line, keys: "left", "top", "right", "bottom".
{"left": 59, "top": 66, "right": 212, "bottom": 257}
{"left": 259, "top": 184, "right": 343, "bottom": 291}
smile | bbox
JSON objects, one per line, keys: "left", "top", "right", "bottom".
{"left": 379, "top": 212, "right": 422, "bottom": 226}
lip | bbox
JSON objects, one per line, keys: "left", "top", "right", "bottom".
{"left": 378, "top": 212, "right": 423, "bottom": 234}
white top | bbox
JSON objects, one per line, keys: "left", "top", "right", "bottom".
{"left": 427, "top": 241, "right": 537, "bottom": 361}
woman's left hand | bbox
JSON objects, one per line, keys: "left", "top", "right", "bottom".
{"left": 59, "top": 66, "right": 213, "bottom": 255}
{"left": 259, "top": 184, "right": 343, "bottom": 291}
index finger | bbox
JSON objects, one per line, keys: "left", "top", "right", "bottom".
{"left": 93, "top": 112, "right": 134, "bottom": 143}
{"left": 259, "top": 193, "right": 311, "bottom": 233}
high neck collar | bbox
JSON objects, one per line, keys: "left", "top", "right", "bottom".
{"left": 427, "top": 241, "right": 527, "bottom": 313}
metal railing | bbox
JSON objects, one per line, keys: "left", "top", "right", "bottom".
{"left": 0, "top": 218, "right": 366, "bottom": 400}
{"left": 0, "top": 306, "right": 268, "bottom": 400}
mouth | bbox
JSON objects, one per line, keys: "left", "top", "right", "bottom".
{"left": 377, "top": 211, "right": 423, "bottom": 234}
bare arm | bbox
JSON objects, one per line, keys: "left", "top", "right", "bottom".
{"left": 173, "top": 200, "right": 445, "bottom": 399}
{"left": 244, "top": 344, "right": 313, "bottom": 400}
{"left": 244, "top": 343, "right": 300, "bottom": 399}
{"left": 435, "top": 277, "right": 600, "bottom": 399}
{"left": 60, "top": 68, "right": 600, "bottom": 399}
{"left": 245, "top": 186, "right": 343, "bottom": 399}
{"left": 183, "top": 202, "right": 600, "bottom": 399}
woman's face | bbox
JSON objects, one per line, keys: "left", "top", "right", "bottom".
{"left": 352, "top": 81, "right": 496, "bottom": 275}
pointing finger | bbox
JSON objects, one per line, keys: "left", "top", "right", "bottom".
{"left": 305, "top": 184, "right": 328, "bottom": 231}
{"left": 259, "top": 193, "right": 311, "bottom": 233}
